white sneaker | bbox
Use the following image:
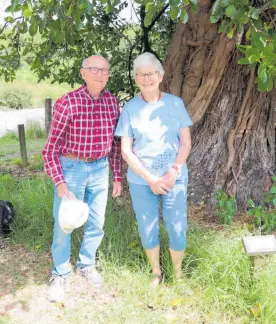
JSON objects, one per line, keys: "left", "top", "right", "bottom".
{"left": 47, "top": 276, "right": 69, "bottom": 302}
{"left": 76, "top": 267, "right": 104, "bottom": 288}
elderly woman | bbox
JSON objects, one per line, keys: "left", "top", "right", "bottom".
{"left": 115, "top": 52, "right": 192, "bottom": 285}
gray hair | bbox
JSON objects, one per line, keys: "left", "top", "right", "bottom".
{"left": 133, "top": 52, "right": 164, "bottom": 77}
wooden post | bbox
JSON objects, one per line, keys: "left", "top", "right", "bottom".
{"left": 45, "top": 98, "right": 52, "bottom": 136}
{"left": 18, "top": 124, "right": 28, "bottom": 166}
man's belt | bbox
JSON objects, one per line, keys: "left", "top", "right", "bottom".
{"left": 61, "top": 154, "right": 97, "bottom": 163}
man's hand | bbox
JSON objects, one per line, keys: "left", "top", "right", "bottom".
{"left": 57, "top": 183, "right": 70, "bottom": 199}
{"left": 112, "top": 181, "right": 123, "bottom": 198}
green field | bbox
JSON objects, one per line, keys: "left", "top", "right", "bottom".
{"left": 0, "top": 64, "right": 75, "bottom": 108}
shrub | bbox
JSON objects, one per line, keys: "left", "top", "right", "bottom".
{"left": 215, "top": 188, "right": 236, "bottom": 224}
{"left": 3, "top": 89, "right": 32, "bottom": 109}
{"left": 247, "top": 176, "right": 276, "bottom": 233}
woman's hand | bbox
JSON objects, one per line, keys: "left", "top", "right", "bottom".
{"left": 161, "top": 168, "right": 178, "bottom": 189}
{"left": 147, "top": 176, "right": 170, "bottom": 195}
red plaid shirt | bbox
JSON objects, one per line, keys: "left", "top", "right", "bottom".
{"left": 42, "top": 85, "right": 122, "bottom": 186}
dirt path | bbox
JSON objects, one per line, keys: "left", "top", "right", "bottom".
{"left": 0, "top": 243, "right": 119, "bottom": 324}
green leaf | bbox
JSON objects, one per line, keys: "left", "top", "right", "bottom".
{"left": 218, "top": 0, "right": 230, "bottom": 7}
{"left": 210, "top": 15, "right": 220, "bottom": 23}
{"left": 18, "top": 21, "right": 28, "bottom": 33}
{"left": 218, "top": 19, "right": 230, "bottom": 33}
{"left": 237, "top": 57, "right": 249, "bottom": 64}
{"left": 11, "top": 0, "right": 19, "bottom": 12}
{"left": 29, "top": 16, "right": 38, "bottom": 36}
{"left": 23, "top": 8, "right": 33, "bottom": 19}
{"left": 225, "top": 4, "right": 236, "bottom": 18}
{"left": 170, "top": 5, "right": 179, "bottom": 20}
{"left": 239, "top": 14, "right": 249, "bottom": 24}
{"left": 258, "top": 74, "right": 274, "bottom": 92}
{"left": 271, "top": 187, "right": 276, "bottom": 194}
{"left": 252, "top": 32, "right": 267, "bottom": 49}
{"left": 22, "top": 47, "right": 30, "bottom": 56}
{"left": 144, "top": 4, "right": 156, "bottom": 26}
{"left": 180, "top": 8, "right": 188, "bottom": 24}
{"left": 78, "top": 0, "right": 88, "bottom": 9}
{"left": 227, "top": 26, "right": 234, "bottom": 39}
{"left": 246, "top": 28, "right": 251, "bottom": 41}
{"left": 251, "top": 8, "right": 259, "bottom": 20}
{"left": 246, "top": 48, "right": 261, "bottom": 63}
{"left": 169, "top": 0, "right": 181, "bottom": 6}
{"left": 262, "top": 44, "right": 274, "bottom": 56}
{"left": 5, "top": 16, "right": 15, "bottom": 23}
{"left": 50, "top": 30, "right": 64, "bottom": 44}
{"left": 236, "top": 44, "right": 248, "bottom": 54}
{"left": 259, "top": 65, "right": 267, "bottom": 84}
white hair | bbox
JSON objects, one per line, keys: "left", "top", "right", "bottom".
{"left": 133, "top": 52, "right": 164, "bottom": 77}
{"left": 81, "top": 55, "right": 109, "bottom": 68}
{"left": 82, "top": 58, "right": 89, "bottom": 68}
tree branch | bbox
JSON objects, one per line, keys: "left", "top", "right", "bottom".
{"left": 0, "top": 23, "right": 8, "bottom": 35}
{"left": 259, "top": 1, "right": 273, "bottom": 13}
{"left": 148, "top": 4, "right": 169, "bottom": 32}
{"left": 128, "top": 44, "right": 136, "bottom": 96}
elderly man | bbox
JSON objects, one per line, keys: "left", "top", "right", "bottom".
{"left": 42, "top": 55, "right": 122, "bottom": 302}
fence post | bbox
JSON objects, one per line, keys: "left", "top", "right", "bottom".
{"left": 45, "top": 98, "right": 52, "bottom": 136}
{"left": 18, "top": 124, "right": 28, "bottom": 166}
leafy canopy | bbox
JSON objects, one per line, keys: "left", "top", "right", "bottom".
{"left": 1, "top": 0, "right": 275, "bottom": 93}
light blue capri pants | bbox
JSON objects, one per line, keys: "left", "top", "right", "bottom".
{"left": 128, "top": 179, "right": 188, "bottom": 251}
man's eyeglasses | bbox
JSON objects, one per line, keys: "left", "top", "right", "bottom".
{"left": 82, "top": 67, "right": 109, "bottom": 75}
{"left": 136, "top": 71, "right": 159, "bottom": 79}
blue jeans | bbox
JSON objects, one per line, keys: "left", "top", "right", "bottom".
{"left": 129, "top": 180, "right": 188, "bottom": 251}
{"left": 52, "top": 156, "right": 109, "bottom": 277}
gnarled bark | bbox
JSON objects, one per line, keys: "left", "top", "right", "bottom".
{"left": 162, "top": 3, "right": 276, "bottom": 209}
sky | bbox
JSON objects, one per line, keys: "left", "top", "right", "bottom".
{"left": 0, "top": 0, "right": 10, "bottom": 24}
{"left": 0, "top": 0, "right": 139, "bottom": 25}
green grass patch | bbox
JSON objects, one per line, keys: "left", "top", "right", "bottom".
{"left": 0, "top": 175, "right": 276, "bottom": 322}
{"left": 0, "top": 136, "right": 45, "bottom": 163}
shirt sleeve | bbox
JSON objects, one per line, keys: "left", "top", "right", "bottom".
{"left": 109, "top": 100, "right": 122, "bottom": 182}
{"left": 114, "top": 105, "right": 133, "bottom": 138}
{"left": 42, "top": 97, "right": 70, "bottom": 186}
{"left": 179, "top": 99, "right": 193, "bottom": 128}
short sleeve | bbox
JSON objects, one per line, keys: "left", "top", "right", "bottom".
{"left": 179, "top": 100, "right": 193, "bottom": 128}
{"left": 114, "top": 106, "right": 133, "bottom": 138}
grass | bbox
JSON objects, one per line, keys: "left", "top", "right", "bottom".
{"left": 0, "top": 64, "right": 75, "bottom": 108}
{"left": 1, "top": 174, "right": 276, "bottom": 323}
{"left": 0, "top": 121, "right": 46, "bottom": 170}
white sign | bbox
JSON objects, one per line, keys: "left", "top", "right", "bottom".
{"left": 243, "top": 235, "right": 276, "bottom": 256}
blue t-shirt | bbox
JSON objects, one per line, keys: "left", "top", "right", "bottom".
{"left": 115, "top": 93, "right": 193, "bottom": 185}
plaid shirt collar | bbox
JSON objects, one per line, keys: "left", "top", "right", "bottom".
{"left": 81, "top": 84, "right": 107, "bottom": 101}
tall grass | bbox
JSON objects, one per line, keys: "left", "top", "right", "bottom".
{"left": 1, "top": 174, "right": 276, "bottom": 323}
{"left": 0, "top": 120, "right": 45, "bottom": 141}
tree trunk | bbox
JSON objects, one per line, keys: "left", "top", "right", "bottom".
{"left": 162, "top": 1, "right": 276, "bottom": 210}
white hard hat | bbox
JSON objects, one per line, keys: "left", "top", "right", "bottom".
{"left": 58, "top": 195, "right": 89, "bottom": 234}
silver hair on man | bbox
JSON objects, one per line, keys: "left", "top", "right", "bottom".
{"left": 133, "top": 52, "right": 164, "bottom": 77}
